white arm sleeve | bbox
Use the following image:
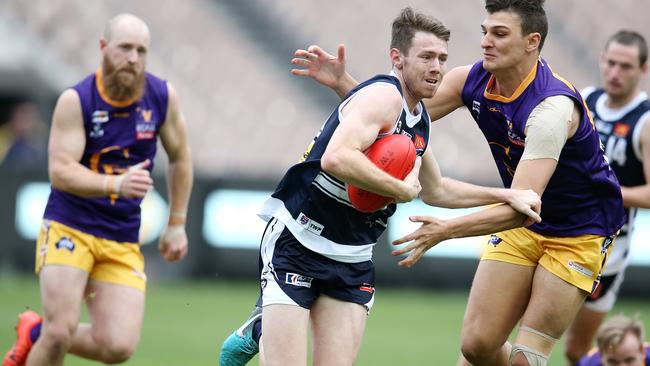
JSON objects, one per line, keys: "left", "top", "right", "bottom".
{"left": 520, "top": 95, "right": 574, "bottom": 161}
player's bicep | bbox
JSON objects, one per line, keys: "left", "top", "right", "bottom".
{"left": 521, "top": 95, "right": 574, "bottom": 162}
{"left": 159, "top": 83, "right": 190, "bottom": 161}
{"left": 48, "top": 89, "right": 86, "bottom": 170}
{"left": 424, "top": 65, "right": 470, "bottom": 121}
{"left": 327, "top": 85, "right": 402, "bottom": 153}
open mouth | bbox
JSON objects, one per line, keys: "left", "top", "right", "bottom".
{"left": 425, "top": 78, "right": 438, "bottom": 86}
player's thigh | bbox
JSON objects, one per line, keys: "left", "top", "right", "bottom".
{"left": 310, "top": 294, "right": 367, "bottom": 366}
{"left": 261, "top": 304, "right": 309, "bottom": 366}
{"left": 39, "top": 265, "right": 89, "bottom": 332}
{"left": 519, "top": 265, "right": 587, "bottom": 340}
{"left": 85, "top": 280, "right": 145, "bottom": 347}
{"left": 462, "top": 259, "right": 535, "bottom": 348}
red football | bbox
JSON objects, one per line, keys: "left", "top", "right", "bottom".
{"left": 348, "top": 134, "right": 416, "bottom": 213}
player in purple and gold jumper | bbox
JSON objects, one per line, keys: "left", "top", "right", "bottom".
{"left": 288, "top": 0, "right": 625, "bottom": 365}
{"left": 578, "top": 314, "right": 650, "bottom": 366}
{"left": 3, "top": 13, "right": 193, "bottom": 366}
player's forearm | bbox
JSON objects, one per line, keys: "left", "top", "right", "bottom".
{"left": 423, "top": 177, "right": 506, "bottom": 208}
{"left": 166, "top": 149, "right": 193, "bottom": 225}
{"left": 444, "top": 204, "right": 527, "bottom": 239}
{"left": 49, "top": 158, "right": 112, "bottom": 197}
{"left": 621, "top": 185, "right": 650, "bottom": 209}
{"left": 322, "top": 151, "right": 409, "bottom": 201}
{"left": 334, "top": 73, "right": 359, "bottom": 99}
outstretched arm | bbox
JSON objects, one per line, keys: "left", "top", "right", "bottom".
{"left": 291, "top": 44, "right": 357, "bottom": 98}
{"left": 418, "top": 146, "right": 541, "bottom": 217}
{"left": 158, "top": 82, "right": 193, "bottom": 262}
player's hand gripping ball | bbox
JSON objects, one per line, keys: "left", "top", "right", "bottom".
{"left": 348, "top": 134, "right": 416, "bottom": 212}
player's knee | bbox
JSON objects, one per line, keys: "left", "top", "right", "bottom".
{"left": 460, "top": 333, "right": 502, "bottom": 363}
{"left": 40, "top": 323, "right": 75, "bottom": 358}
{"left": 509, "top": 344, "right": 548, "bottom": 366}
{"left": 99, "top": 342, "right": 137, "bottom": 364}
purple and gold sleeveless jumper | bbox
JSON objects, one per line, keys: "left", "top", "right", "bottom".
{"left": 461, "top": 59, "right": 625, "bottom": 237}
{"left": 43, "top": 70, "right": 168, "bottom": 243}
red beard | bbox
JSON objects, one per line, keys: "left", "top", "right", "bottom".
{"left": 101, "top": 56, "right": 145, "bottom": 102}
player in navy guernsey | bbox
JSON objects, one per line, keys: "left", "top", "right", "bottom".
{"left": 3, "top": 14, "right": 193, "bottom": 366}
{"left": 564, "top": 30, "right": 650, "bottom": 366}
{"left": 288, "top": 1, "right": 626, "bottom": 366}
{"left": 220, "top": 8, "right": 542, "bottom": 366}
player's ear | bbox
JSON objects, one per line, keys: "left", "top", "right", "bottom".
{"left": 390, "top": 48, "right": 403, "bottom": 70}
{"left": 526, "top": 32, "right": 541, "bottom": 53}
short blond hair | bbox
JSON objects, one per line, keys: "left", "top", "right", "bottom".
{"left": 596, "top": 314, "right": 645, "bottom": 353}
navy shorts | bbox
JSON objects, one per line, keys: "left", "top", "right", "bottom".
{"left": 259, "top": 219, "right": 375, "bottom": 311}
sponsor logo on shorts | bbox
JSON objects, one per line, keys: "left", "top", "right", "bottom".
{"left": 55, "top": 237, "right": 75, "bottom": 252}
{"left": 568, "top": 261, "right": 594, "bottom": 277}
{"left": 359, "top": 283, "right": 375, "bottom": 294}
{"left": 297, "top": 213, "right": 324, "bottom": 236}
{"left": 488, "top": 235, "right": 502, "bottom": 246}
{"left": 260, "top": 278, "right": 268, "bottom": 290}
{"left": 285, "top": 273, "right": 313, "bottom": 288}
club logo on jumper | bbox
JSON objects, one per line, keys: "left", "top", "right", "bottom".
{"left": 297, "top": 213, "right": 324, "bottom": 236}
{"left": 414, "top": 135, "right": 426, "bottom": 150}
{"left": 506, "top": 121, "right": 525, "bottom": 147}
{"left": 55, "top": 237, "right": 75, "bottom": 252}
{"left": 136, "top": 109, "right": 156, "bottom": 140}
{"left": 488, "top": 235, "right": 502, "bottom": 247}
{"left": 568, "top": 261, "right": 593, "bottom": 277}
{"left": 359, "top": 283, "right": 375, "bottom": 294}
{"left": 285, "top": 273, "right": 313, "bottom": 288}
{"left": 613, "top": 122, "right": 630, "bottom": 137}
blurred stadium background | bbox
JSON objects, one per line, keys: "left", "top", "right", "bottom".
{"left": 1, "top": 0, "right": 649, "bottom": 365}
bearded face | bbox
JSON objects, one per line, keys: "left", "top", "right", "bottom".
{"left": 101, "top": 53, "right": 146, "bottom": 102}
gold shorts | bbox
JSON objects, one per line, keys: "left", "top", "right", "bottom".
{"left": 481, "top": 227, "right": 616, "bottom": 293}
{"left": 35, "top": 220, "right": 146, "bottom": 292}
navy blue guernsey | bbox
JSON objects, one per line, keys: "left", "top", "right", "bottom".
{"left": 259, "top": 74, "right": 430, "bottom": 263}
{"left": 584, "top": 87, "right": 650, "bottom": 237}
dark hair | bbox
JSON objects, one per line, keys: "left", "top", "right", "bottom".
{"left": 606, "top": 30, "right": 648, "bottom": 66}
{"left": 390, "top": 7, "right": 450, "bottom": 55}
{"left": 485, "top": 0, "right": 548, "bottom": 51}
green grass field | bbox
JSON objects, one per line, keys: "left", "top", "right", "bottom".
{"left": 2, "top": 275, "right": 649, "bottom": 365}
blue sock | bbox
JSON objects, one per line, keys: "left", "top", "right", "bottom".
{"left": 30, "top": 323, "right": 42, "bottom": 343}
{"left": 252, "top": 319, "right": 262, "bottom": 344}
